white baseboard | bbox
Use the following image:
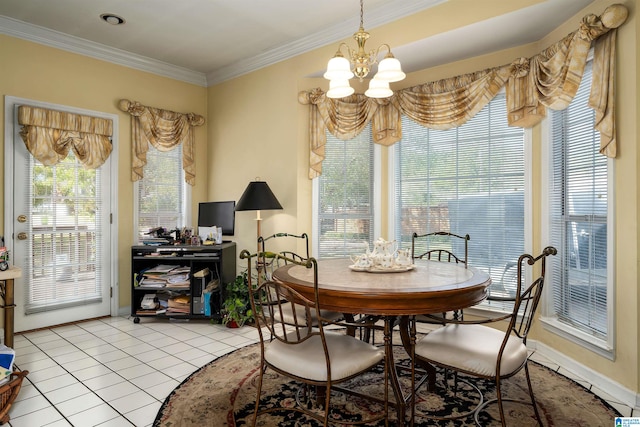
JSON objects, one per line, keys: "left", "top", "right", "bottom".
{"left": 529, "top": 339, "right": 640, "bottom": 410}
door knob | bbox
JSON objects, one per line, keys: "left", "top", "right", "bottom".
{"left": 17, "top": 232, "right": 27, "bottom": 240}
{"left": 17, "top": 215, "right": 27, "bottom": 223}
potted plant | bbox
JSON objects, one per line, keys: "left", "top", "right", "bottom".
{"left": 222, "top": 270, "right": 253, "bottom": 327}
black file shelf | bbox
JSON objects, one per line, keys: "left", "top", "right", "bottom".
{"left": 130, "top": 243, "right": 236, "bottom": 323}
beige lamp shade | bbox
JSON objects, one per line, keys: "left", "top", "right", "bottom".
{"left": 364, "top": 78, "right": 393, "bottom": 98}
{"left": 327, "top": 79, "right": 355, "bottom": 99}
{"left": 374, "top": 56, "right": 406, "bottom": 82}
{"left": 324, "top": 55, "right": 354, "bottom": 81}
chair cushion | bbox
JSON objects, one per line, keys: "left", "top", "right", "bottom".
{"left": 265, "top": 331, "right": 384, "bottom": 382}
{"left": 415, "top": 324, "right": 527, "bottom": 377}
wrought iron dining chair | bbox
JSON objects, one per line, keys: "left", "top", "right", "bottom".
{"left": 413, "top": 246, "right": 557, "bottom": 426}
{"left": 240, "top": 250, "right": 388, "bottom": 426}
{"left": 260, "top": 232, "right": 309, "bottom": 257}
{"left": 257, "top": 232, "right": 343, "bottom": 326}
{"left": 411, "top": 231, "right": 470, "bottom": 322}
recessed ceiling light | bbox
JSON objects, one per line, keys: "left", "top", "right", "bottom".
{"left": 100, "top": 13, "right": 125, "bottom": 25}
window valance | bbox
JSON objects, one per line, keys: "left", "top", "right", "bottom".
{"left": 18, "top": 105, "right": 113, "bottom": 169}
{"left": 300, "top": 3, "right": 627, "bottom": 179}
{"left": 118, "top": 99, "right": 205, "bottom": 186}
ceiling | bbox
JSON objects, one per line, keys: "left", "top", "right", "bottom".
{"left": 0, "top": 0, "right": 596, "bottom": 87}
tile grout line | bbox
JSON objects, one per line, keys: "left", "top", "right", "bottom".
{"left": 14, "top": 323, "right": 167, "bottom": 426}
{"left": 13, "top": 316, "right": 634, "bottom": 424}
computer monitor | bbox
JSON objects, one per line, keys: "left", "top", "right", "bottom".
{"left": 197, "top": 201, "right": 235, "bottom": 236}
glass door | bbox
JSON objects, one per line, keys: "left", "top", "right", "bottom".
{"left": 7, "top": 99, "right": 114, "bottom": 332}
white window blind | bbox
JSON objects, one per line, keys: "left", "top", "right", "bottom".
{"left": 27, "top": 151, "right": 102, "bottom": 313}
{"left": 317, "top": 125, "right": 374, "bottom": 258}
{"left": 136, "top": 144, "right": 185, "bottom": 241}
{"left": 549, "top": 61, "right": 609, "bottom": 340}
{"left": 394, "top": 94, "right": 525, "bottom": 300}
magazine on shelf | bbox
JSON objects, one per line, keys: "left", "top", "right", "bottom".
{"left": 137, "top": 264, "right": 191, "bottom": 288}
{"left": 145, "top": 264, "right": 179, "bottom": 274}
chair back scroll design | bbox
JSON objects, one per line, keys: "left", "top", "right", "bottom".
{"left": 252, "top": 254, "right": 319, "bottom": 346}
{"left": 504, "top": 246, "right": 555, "bottom": 347}
{"left": 240, "top": 249, "right": 387, "bottom": 426}
{"left": 411, "top": 231, "right": 470, "bottom": 267}
{"left": 412, "top": 231, "right": 470, "bottom": 322}
{"left": 258, "top": 232, "right": 309, "bottom": 282}
{"left": 255, "top": 232, "right": 344, "bottom": 326}
{"left": 258, "top": 232, "right": 310, "bottom": 262}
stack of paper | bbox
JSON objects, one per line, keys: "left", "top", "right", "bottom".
{"left": 167, "top": 294, "right": 190, "bottom": 314}
{"left": 137, "top": 265, "right": 191, "bottom": 288}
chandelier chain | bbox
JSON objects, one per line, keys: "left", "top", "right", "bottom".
{"left": 360, "top": 0, "right": 364, "bottom": 28}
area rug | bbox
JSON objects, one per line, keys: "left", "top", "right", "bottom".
{"left": 154, "top": 342, "right": 621, "bottom": 426}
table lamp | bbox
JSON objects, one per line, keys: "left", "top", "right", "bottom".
{"left": 235, "top": 179, "right": 283, "bottom": 253}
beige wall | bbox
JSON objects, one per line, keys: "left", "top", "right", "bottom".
{"left": 0, "top": 35, "right": 209, "bottom": 308}
{"left": 208, "top": 0, "right": 639, "bottom": 393}
{"left": 0, "top": 0, "right": 637, "bottom": 395}
{"left": 534, "top": 0, "right": 639, "bottom": 390}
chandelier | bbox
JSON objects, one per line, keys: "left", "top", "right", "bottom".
{"left": 324, "top": 0, "right": 406, "bottom": 99}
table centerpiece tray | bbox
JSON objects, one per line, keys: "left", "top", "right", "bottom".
{"left": 348, "top": 264, "right": 415, "bottom": 273}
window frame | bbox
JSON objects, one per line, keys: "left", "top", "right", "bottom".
{"left": 539, "top": 86, "right": 615, "bottom": 359}
{"left": 387, "top": 95, "right": 533, "bottom": 315}
{"left": 133, "top": 144, "right": 191, "bottom": 245}
{"left": 4, "top": 95, "right": 120, "bottom": 324}
{"left": 312, "top": 128, "right": 381, "bottom": 259}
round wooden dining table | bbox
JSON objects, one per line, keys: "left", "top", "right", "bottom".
{"left": 271, "top": 257, "right": 490, "bottom": 316}
{"left": 272, "top": 257, "right": 491, "bottom": 426}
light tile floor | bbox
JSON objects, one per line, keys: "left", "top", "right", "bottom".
{"left": 6, "top": 316, "right": 636, "bottom": 426}
{"left": 9, "top": 316, "right": 260, "bottom": 427}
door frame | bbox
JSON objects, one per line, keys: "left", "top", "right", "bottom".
{"left": 3, "top": 96, "right": 119, "bottom": 320}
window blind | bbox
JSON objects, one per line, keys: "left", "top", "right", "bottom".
{"left": 394, "top": 93, "right": 525, "bottom": 300}
{"left": 26, "top": 151, "right": 102, "bottom": 314}
{"left": 317, "top": 125, "right": 374, "bottom": 258}
{"left": 549, "top": 61, "right": 608, "bottom": 339}
{"left": 137, "top": 144, "right": 185, "bottom": 241}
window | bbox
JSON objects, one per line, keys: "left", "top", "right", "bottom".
{"left": 392, "top": 94, "right": 527, "bottom": 302}
{"left": 135, "top": 144, "right": 189, "bottom": 242}
{"left": 27, "top": 150, "right": 104, "bottom": 313}
{"left": 314, "top": 124, "right": 377, "bottom": 258}
{"left": 544, "top": 60, "right": 612, "bottom": 353}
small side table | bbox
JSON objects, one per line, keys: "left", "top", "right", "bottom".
{"left": 0, "top": 268, "right": 22, "bottom": 348}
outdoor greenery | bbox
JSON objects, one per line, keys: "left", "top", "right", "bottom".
{"left": 29, "top": 153, "right": 99, "bottom": 277}
{"left": 137, "top": 145, "right": 183, "bottom": 236}
{"left": 32, "top": 154, "right": 97, "bottom": 222}
{"left": 317, "top": 129, "right": 374, "bottom": 257}
{"left": 23, "top": 150, "right": 103, "bottom": 310}
{"left": 316, "top": 95, "right": 526, "bottom": 279}
{"left": 319, "top": 132, "right": 372, "bottom": 214}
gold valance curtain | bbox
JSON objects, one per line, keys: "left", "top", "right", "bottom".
{"left": 18, "top": 105, "right": 113, "bottom": 169}
{"left": 118, "top": 99, "right": 205, "bottom": 186}
{"left": 300, "top": 4, "right": 627, "bottom": 178}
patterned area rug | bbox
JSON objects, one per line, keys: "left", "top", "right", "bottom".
{"left": 154, "top": 342, "right": 620, "bottom": 426}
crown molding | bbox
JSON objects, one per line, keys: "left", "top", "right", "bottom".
{"left": 0, "top": 16, "right": 207, "bottom": 87}
{"left": 206, "top": 0, "right": 445, "bottom": 85}
{"left": 0, "top": 0, "right": 442, "bottom": 88}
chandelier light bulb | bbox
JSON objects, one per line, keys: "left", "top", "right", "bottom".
{"left": 324, "top": 0, "right": 405, "bottom": 98}
{"left": 324, "top": 55, "right": 354, "bottom": 81}
{"left": 326, "top": 79, "right": 355, "bottom": 99}
{"left": 364, "top": 78, "right": 393, "bottom": 98}
{"left": 375, "top": 56, "right": 406, "bottom": 82}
